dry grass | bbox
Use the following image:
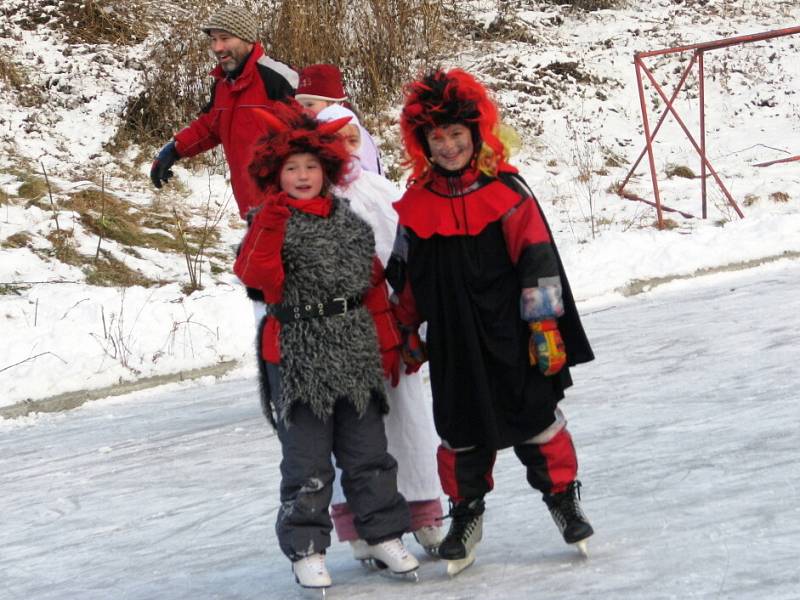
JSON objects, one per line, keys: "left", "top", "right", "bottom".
{"left": 665, "top": 164, "right": 696, "bottom": 179}
{"left": 545, "top": 0, "right": 627, "bottom": 9}
{"left": 655, "top": 217, "right": 680, "bottom": 229}
{"left": 743, "top": 193, "right": 759, "bottom": 207}
{"left": 0, "top": 50, "right": 26, "bottom": 89}
{"left": 65, "top": 188, "right": 182, "bottom": 253}
{"left": 15, "top": 174, "right": 49, "bottom": 201}
{"left": 1, "top": 231, "right": 32, "bottom": 249}
{"left": 63, "top": 187, "right": 216, "bottom": 255}
{"left": 45, "top": 230, "right": 83, "bottom": 266}
{"left": 85, "top": 250, "right": 159, "bottom": 288}
{"left": 769, "top": 191, "right": 790, "bottom": 203}
{"left": 41, "top": 226, "right": 159, "bottom": 288}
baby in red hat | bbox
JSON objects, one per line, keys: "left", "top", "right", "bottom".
{"left": 296, "top": 63, "right": 385, "bottom": 175}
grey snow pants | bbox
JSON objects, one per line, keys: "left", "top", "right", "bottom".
{"left": 267, "top": 363, "right": 410, "bottom": 561}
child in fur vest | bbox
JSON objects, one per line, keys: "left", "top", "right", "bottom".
{"left": 317, "top": 104, "right": 445, "bottom": 560}
{"left": 233, "top": 103, "right": 419, "bottom": 592}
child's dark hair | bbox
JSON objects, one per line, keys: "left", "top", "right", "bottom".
{"left": 249, "top": 101, "right": 353, "bottom": 192}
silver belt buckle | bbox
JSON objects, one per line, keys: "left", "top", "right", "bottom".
{"left": 332, "top": 297, "right": 347, "bottom": 315}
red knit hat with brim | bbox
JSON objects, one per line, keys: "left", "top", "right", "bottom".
{"left": 248, "top": 102, "right": 352, "bottom": 192}
{"left": 400, "top": 68, "right": 507, "bottom": 182}
{"left": 295, "top": 64, "right": 348, "bottom": 102}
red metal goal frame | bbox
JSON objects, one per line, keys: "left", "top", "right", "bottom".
{"left": 618, "top": 25, "right": 800, "bottom": 228}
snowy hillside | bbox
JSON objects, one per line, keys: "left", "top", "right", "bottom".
{"left": 2, "top": 0, "right": 800, "bottom": 409}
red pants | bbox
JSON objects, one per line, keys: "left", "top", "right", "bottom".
{"left": 331, "top": 499, "right": 443, "bottom": 542}
{"left": 437, "top": 428, "right": 579, "bottom": 501}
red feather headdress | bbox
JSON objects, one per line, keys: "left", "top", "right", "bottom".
{"left": 400, "top": 68, "right": 508, "bottom": 183}
{"left": 248, "top": 101, "right": 353, "bottom": 192}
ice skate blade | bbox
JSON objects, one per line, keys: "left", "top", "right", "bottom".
{"left": 295, "top": 578, "right": 330, "bottom": 598}
{"left": 446, "top": 551, "right": 476, "bottom": 577}
{"left": 380, "top": 565, "right": 420, "bottom": 581}
{"left": 360, "top": 559, "right": 420, "bottom": 581}
{"left": 377, "top": 567, "right": 420, "bottom": 582}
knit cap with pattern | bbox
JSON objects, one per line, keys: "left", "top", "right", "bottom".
{"left": 201, "top": 6, "right": 258, "bottom": 43}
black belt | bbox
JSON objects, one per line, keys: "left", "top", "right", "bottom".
{"left": 271, "top": 295, "right": 362, "bottom": 324}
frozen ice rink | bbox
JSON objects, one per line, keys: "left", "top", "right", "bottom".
{"left": 3, "top": 261, "right": 799, "bottom": 599}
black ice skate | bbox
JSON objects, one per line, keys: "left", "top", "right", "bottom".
{"left": 438, "top": 497, "right": 485, "bottom": 577}
{"left": 543, "top": 480, "right": 594, "bottom": 556}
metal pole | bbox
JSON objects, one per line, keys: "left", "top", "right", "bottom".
{"left": 635, "top": 57, "right": 665, "bottom": 228}
{"left": 620, "top": 52, "right": 699, "bottom": 192}
{"left": 698, "top": 50, "right": 707, "bottom": 219}
{"left": 635, "top": 25, "right": 800, "bottom": 58}
{"left": 640, "top": 63, "right": 744, "bottom": 218}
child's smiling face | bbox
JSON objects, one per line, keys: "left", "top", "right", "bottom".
{"left": 425, "top": 123, "right": 474, "bottom": 172}
{"left": 279, "top": 153, "right": 324, "bottom": 200}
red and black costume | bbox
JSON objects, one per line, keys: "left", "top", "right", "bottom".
{"left": 389, "top": 165, "right": 593, "bottom": 452}
{"left": 388, "top": 69, "right": 595, "bottom": 556}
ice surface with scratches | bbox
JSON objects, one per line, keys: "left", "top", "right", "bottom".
{"left": 2, "top": 260, "right": 799, "bottom": 599}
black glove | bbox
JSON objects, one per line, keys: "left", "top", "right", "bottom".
{"left": 150, "top": 141, "right": 180, "bottom": 189}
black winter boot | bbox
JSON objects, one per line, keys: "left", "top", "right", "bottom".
{"left": 543, "top": 480, "right": 593, "bottom": 545}
{"left": 438, "top": 497, "right": 485, "bottom": 560}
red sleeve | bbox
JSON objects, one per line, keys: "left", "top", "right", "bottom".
{"left": 389, "top": 279, "right": 420, "bottom": 329}
{"left": 174, "top": 111, "right": 221, "bottom": 158}
{"left": 364, "top": 257, "right": 402, "bottom": 352}
{"left": 232, "top": 201, "right": 290, "bottom": 304}
{"left": 501, "top": 196, "right": 552, "bottom": 265}
{"left": 363, "top": 257, "right": 402, "bottom": 383}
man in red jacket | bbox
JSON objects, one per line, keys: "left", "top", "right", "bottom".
{"left": 149, "top": 5, "right": 298, "bottom": 219}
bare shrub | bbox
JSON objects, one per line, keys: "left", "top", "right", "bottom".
{"left": 265, "top": 0, "right": 452, "bottom": 119}
{"left": 543, "top": 0, "right": 627, "bottom": 10}
{"left": 173, "top": 193, "right": 229, "bottom": 295}
{"left": 113, "top": 0, "right": 453, "bottom": 152}
{"left": 112, "top": 13, "right": 215, "bottom": 151}
{"left": 54, "top": 0, "right": 149, "bottom": 45}
{"left": 0, "top": 50, "right": 26, "bottom": 89}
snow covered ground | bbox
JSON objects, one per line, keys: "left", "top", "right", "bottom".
{"left": 3, "top": 259, "right": 799, "bottom": 600}
{"left": 3, "top": 0, "right": 800, "bottom": 408}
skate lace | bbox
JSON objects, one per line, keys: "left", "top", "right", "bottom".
{"left": 379, "top": 538, "right": 410, "bottom": 560}
{"left": 556, "top": 481, "right": 585, "bottom": 521}
{"left": 442, "top": 500, "right": 482, "bottom": 541}
{"left": 307, "top": 552, "right": 326, "bottom": 575}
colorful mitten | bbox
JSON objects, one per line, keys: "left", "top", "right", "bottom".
{"left": 528, "top": 319, "right": 566, "bottom": 376}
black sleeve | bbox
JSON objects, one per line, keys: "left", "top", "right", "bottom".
{"left": 256, "top": 62, "right": 296, "bottom": 101}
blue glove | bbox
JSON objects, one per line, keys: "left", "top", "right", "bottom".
{"left": 150, "top": 141, "right": 180, "bottom": 189}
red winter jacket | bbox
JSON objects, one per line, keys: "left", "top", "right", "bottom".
{"left": 173, "top": 43, "right": 298, "bottom": 218}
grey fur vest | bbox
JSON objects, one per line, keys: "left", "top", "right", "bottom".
{"left": 273, "top": 197, "right": 385, "bottom": 425}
